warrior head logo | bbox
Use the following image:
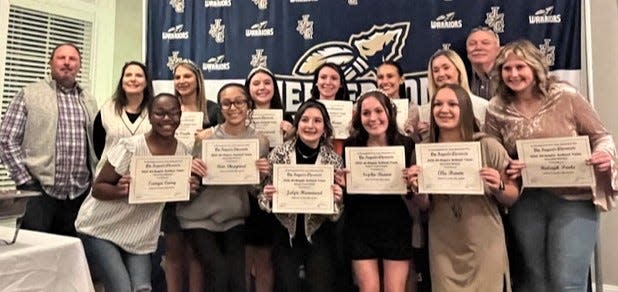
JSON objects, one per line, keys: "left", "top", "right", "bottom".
{"left": 485, "top": 6, "right": 504, "bottom": 33}
{"left": 292, "top": 22, "right": 409, "bottom": 80}
{"left": 168, "top": 24, "right": 184, "bottom": 33}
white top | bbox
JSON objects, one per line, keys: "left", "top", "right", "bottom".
{"left": 96, "top": 100, "right": 151, "bottom": 176}
{"left": 75, "top": 135, "right": 189, "bottom": 254}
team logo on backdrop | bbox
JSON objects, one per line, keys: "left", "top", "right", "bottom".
{"left": 209, "top": 19, "right": 225, "bottom": 43}
{"left": 169, "top": 0, "right": 184, "bottom": 13}
{"left": 252, "top": 0, "right": 268, "bottom": 10}
{"left": 290, "top": 0, "right": 318, "bottom": 2}
{"left": 166, "top": 51, "right": 189, "bottom": 71}
{"left": 430, "top": 12, "right": 463, "bottom": 29}
{"left": 205, "top": 0, "right": 232, "bottom": 7}
{"left": 162, "top": 25, "right": 189, "bottom": 40}
{"left": 246, "top": 21, "right": 275, "bottom": 37}
{"left": 297, "top": 15, "right": 314, "bottom": 40}
{"left": 348, "top": 0, "right": 358, "bottom": 5}
{"left": 274, "top": 22, "right": 417, "bottom": 112}
{"left": 250, "top": 49, "right": 268, "bottom": 68}
{"left": 202, "top": 55, "right": 231, "bottom": 71}
{"left": 484, "top": 6, "right": 504, "bottom": 33}
{"left": 442, "top": 43, "right": 451, "bottom": 50}
{"left": 529, "top": 6, "right": 561, "bottom": 24}
{"left": 539, "top": 39, "right": 556, "bottom": 66}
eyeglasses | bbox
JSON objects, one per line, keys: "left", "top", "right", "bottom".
{"left": 220, "top": 100, "right": 248, "bottom": 110}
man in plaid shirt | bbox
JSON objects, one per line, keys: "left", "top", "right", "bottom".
{"left": 0, "top": 43, "right": 98, "bottom": 236}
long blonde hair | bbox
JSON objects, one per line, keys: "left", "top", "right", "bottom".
{"left": 173, "top": 60, "right": 210, "bottom": 125}
{"left": 492, "top": 39, "right": 556, "bottom": 102}
{"left": 427, "top": 49, "right": 471, "bottom": 97}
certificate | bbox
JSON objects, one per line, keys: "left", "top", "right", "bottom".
{"left": 391, "top": 98, "right": 409, "bottom": 133}
{"left": 202, "top": 139, "right": 260, "bottom": 185}
{"left": 175, "top": 112, "right": 203, "bottom": 149}
{"left": 516, "top": 136, "right": 594, "bottom": 188}
{"left": 272, "top": 164, "right": 334, "bottom": 214}
{"left": 128, "top": 155, "right": 192, "bottom": 204}
{"left": 345, "top": 146, "right": 407, "bottom": 194}
{"left": 318, "top": 100, "right": 353, "bottom": 139}
{"left": 415, "top": 142, "right": 484, "bottom": 195}
{"left": 253, "top": 109, "right": 283, "bottom": 147}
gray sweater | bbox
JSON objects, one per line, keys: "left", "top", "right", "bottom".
{"left": 176, "top": 125, "right": 269, "bottom": 232}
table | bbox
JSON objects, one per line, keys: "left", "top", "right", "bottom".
{"left": 0, "top": 228, "right": 95, "bottom": 292}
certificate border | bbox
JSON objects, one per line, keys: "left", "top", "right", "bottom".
{"left": 202, "top": 138, "right": 260, "bottom": 185}
{"left": 128, "top": 155, "right": 192, "bottom": 204}
{"left": 516, "top": 136, "right": 595, "bottom": 188}
{"left": 272, "top": 164, "right": 335, "bottom": 214}
{"left": 415, "top": 142, "right": 484, "bottom": 195}
{"left": 345, "top": 146, "right": 407, "bottom": 195}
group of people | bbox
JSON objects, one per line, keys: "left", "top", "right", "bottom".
{"left": 0, "top": 25, "right": 615, "bottom": 292}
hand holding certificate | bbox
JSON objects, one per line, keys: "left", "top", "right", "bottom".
{"left": 128, "top": 155, "right": 192, "bottom": 204}
{"left": 516, "top": 136, "right": 595, "bottom": 188}
{"left": 345, "top": 146, "right": 407, "bottom": 194}
{"left": 272, "top": 164, "right": 335, "bottom": 214}
{"left": 415, "top": 142, "right": 484, "bottom": 195}
{"left": 202, "top": 139, "right": 260, "bottom": 185}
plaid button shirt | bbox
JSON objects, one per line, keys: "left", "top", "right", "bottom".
{"left": 0, "top": 84, "right": 90, "bottom": 199}
{"left": 470, "top": 71, "right": 494, "bottom": 101}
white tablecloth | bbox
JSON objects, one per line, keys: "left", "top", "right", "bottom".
{"left": 0, "top": 228, "right": 94, "bottom": 292}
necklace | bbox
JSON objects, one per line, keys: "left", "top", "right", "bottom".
{"left": 296, "top": 146, "right": 319, "bottom": 159}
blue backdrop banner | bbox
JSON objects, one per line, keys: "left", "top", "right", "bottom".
{"left": 147, "top": 0, "right": 581, "bottom": 111}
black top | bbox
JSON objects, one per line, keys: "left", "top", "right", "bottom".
{"left": 293, "top": 139, "right": 320, "bottom": 241}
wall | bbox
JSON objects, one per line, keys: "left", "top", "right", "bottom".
{"left": 106, "top": 0, "right": 144, "bottom": 106}
{"left": 590, "top": 0, "right": 618, "bottom": 287}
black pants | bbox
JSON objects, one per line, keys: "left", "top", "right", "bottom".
{"left": 21, "top": 186, "right": 88, "bottom": 236}
{"left": 272, "top": 221, "right": 337, "bottom": 292}
{"left": 187, "top": 225, "right": 246, "bottom": 292}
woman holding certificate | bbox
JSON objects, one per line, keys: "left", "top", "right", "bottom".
{"left": 485, "top": 40, "right": 617, "bottom": 292}
{"left": 243, "top": 67, "right": 293, "bottom": 292}
{"left": 163, "top": 60, "right": 218, "bottom": 292}
{"left": 406, "top": 84, "right": 519, "bottom": 292}
{"left": 176, "top": 83, "right": 270, "bottom": 292}
{"left": 310, "top": 62, "right": 355, "bottom": 290}
{"left": 258, "top": 99, "right": 344, "bottom": 292}
{"left": 75, "top": 93, "right": 198, "bottom": 292}
{"left": 339, "top": 90, "right": 415, "bottom": 292}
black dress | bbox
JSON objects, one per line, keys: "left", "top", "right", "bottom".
{"left": 343, "top": 134, "right": 414, "bottom": 260}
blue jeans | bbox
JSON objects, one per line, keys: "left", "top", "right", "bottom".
{"left": 508, "top": 189, "right": 598, "bottom": 292}
{"left": 80, "top": 233, "right": 152, "bottom": 292}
